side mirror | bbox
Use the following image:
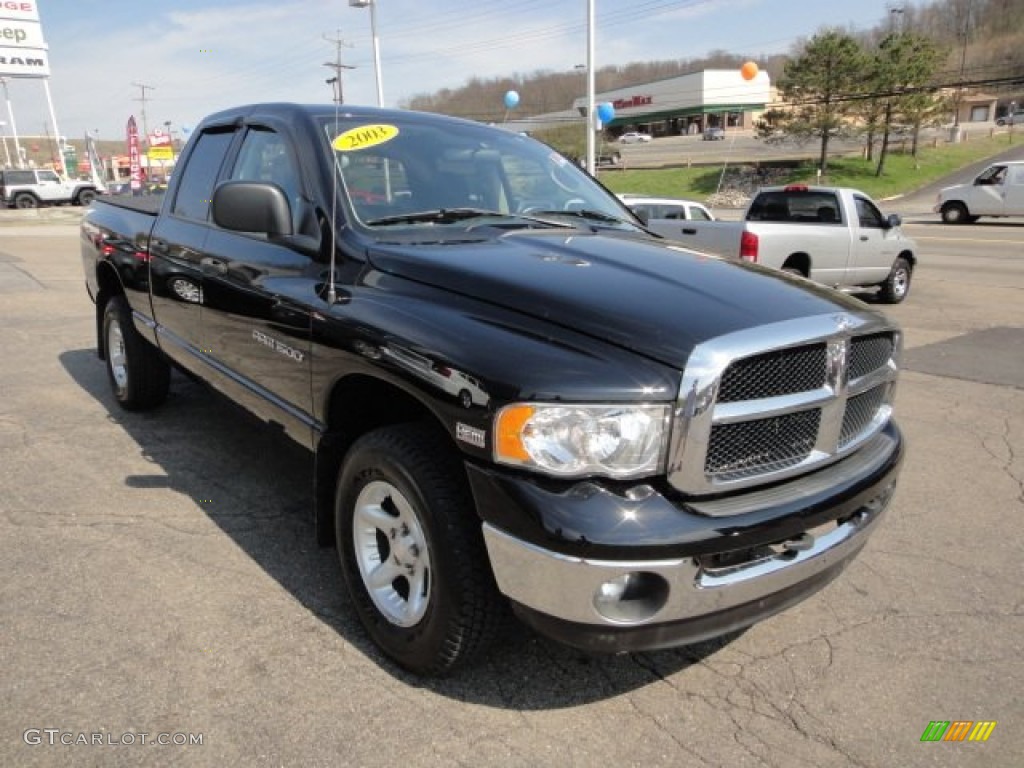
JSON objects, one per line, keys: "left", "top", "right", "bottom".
{"left": 885, "top": 213, "right": 902, "bottom": 229}
{"left": 212, "top": 180, "right": 293, "bottom": 236}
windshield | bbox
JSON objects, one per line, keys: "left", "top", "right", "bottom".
{"left": 319, "top": 115, "right": 639, "bottom": 232}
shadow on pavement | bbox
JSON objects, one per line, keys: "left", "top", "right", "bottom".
{"left": 60, "top": 347, "right": 734, "bottom": 707}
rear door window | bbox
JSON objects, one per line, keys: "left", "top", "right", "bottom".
{"left": 171, "top": 128, "right": 236, "bottom": 222}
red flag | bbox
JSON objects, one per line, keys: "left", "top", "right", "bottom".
{"left": 127, "top": 116, "right": 142, "bottom": 191}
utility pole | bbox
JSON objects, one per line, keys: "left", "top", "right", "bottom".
{"left": 952, "top": 0, "right": 971, "bottom": 140}
{"left": 132, "top": 82, "right": 155, "bottom": 142}
{"left": 323, "top": 31, "right": 356, "bottom": 104}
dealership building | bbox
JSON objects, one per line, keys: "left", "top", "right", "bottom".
{"left": 573, "top": 69, "right": 772, "bottom": 136}
{"left": 507, "top": 68, "right": 772, "bottom": 137}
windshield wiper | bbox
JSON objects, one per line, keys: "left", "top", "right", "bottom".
{"left": 366, "top": 208, "right": 508, "bottom": 226}
{"left": 526, "top": 208, "right": 635, "bottom": 227}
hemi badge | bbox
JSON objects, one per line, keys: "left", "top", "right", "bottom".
{"left": 456, "top": 423, "right": 486, "bottom": 449}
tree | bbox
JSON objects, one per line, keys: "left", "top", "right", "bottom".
{"left": 772, "top": 31, "right": 867, "bottom": 175}
{"left": 871, "top": 32, "right": 945, "bottom": 175}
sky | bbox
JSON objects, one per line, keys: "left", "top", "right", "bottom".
{"left": 2, "top": 0, "right": 905, "bottom": 143}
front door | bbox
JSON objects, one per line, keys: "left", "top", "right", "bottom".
{"left": 198, "top": 124, "right": 317, "bottom": 446}
{"left": 847, "top": 195, "right": 900, "bottom": 286}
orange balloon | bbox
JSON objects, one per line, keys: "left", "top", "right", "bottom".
{"left": 741, "top": 61, "right": 759, "bottom": 81}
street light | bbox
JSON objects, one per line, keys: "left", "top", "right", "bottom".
{"left": 350, "top": 0, "right": 384, "bottom": 107}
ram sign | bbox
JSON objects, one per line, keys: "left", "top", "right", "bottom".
{"left": 0, "top": 1, "right": 49, "bottom": 78}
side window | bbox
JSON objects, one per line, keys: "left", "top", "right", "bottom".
{"left": 663, "top": 205, "right": 685, "bottom": 220}
{"left": 38, "top": 171, "right": 60, "bottom": 184}
{"left": 855, "top": 197, "right": 885, "bottom": 229}
{"left": 171, "top": 129, "right": 235, "bottom": 221}
{"left": 229, "top": 127, "right": 302, "bottom": 203}
{"left": 690, "top": 206, "right": 712, "bottom": 221}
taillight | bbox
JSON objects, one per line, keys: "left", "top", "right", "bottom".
{"left": 740, "top": 231, "right": 759, "bottom": 262}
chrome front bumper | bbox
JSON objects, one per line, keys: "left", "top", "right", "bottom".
{"left": 482, "top": 480, "right": 895, "bottom": 647}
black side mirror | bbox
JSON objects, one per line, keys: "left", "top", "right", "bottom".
{"left": 885, "top": 213, "right": 902, "bottom": 229}
{"left": 212, "top": 180, "right": 293, "bottom": 235}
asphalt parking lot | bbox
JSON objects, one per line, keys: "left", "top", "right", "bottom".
{"left": 1, "top": 205, "right": 1021, "bottom": 767}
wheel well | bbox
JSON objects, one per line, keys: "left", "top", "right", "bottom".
{"left": 313, "top": 374, "right": 450, "bottom": 547}
{"left": 782, "top": 253, "right": 810, "bottom": 276}
{"left": 94, "top": 261, "right": 125, "bottom": 360}
{"left": 898, "top": 250, "right": 916, "bottom": 270}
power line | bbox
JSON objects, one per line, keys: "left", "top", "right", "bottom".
{"left": 323, "top": 31, "right": 356, "bottom": 104}
{"left": 131, "top": 82, "right": 155, "bottom": 140}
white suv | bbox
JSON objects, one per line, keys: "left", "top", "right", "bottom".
{"left": 0, "top": 169, "right": 98, "bottom": 209}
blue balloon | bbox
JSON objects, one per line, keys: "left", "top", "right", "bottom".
{"left": 504, "top": 90, "right": 520, "bottom": 109}
{"left": 596, "top": 102, "right": 615, "bottom": 123}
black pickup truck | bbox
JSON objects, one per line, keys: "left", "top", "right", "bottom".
{"left": 81, "top": 103, "right": 904, "bottom": 675}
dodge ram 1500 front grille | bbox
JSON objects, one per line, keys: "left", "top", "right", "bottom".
{"left": 668, "top": 312, "right": 900, "bottom": 498}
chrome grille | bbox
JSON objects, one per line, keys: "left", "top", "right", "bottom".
{"left": 706, "top": 409, "right": 821, "bottom": 480}
{"left": 840, "top": 385, "right": 888, "bottom": 447}
{"left": 717, "top": 343, "right": 827, "bottom": 402}
{"left": 850, "top": 334, "right": 894, "bottom": 381}
{"left": 668, "top": 313, "right": 900, "bottom": 499}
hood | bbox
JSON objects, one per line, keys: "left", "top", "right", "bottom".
{"left": 367, "top": 229, "right": 870, "bottom": 369}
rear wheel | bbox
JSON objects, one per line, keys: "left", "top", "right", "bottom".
{"left": 335, "top": 423, "right": 504, "bottom": 675}
{"left": 77, "top": 189, "right": 97, "bottom": 206}
{"left": 878, "top": 256, "right": 912, "bottom": 304}
{"left": 102, "top": 296, "right": 170, "bottom": 410}
{"left": 940, "top": 202, "right": 969, "bottom": 224}
{"left": 14, "top": 193, "right": 38, "bottom": 209}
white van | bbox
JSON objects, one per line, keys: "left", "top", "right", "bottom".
{"left": 935, "top": 161, "right": 1024, "bottom": 223}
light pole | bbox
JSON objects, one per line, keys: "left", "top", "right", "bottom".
{"left": 585, "top": 0, "right": 596, "bottom": 176}
{"left": 0, "top": 77, "right": 23, "bottom": 168}
{"left": 0, "top": 120, "right": 11, "bottom": 167}
{"left": 350, "top": 0, "right": 384, "bottom": 107}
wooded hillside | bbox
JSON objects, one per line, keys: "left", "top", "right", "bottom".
{"left": 402, "top": 0, "right": 1024, "bottom": 122}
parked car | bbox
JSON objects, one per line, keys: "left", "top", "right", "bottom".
{"left": 995, "top": 111, "right": 1024, "bottom": 127}
{"left": 618, "top": 131, "right": 652, "bottom": 144}
{"left": 934, "top": 161, "right": 1024, "bottom": 223}
{"left": 642, "top": 184, "right": 917, "bottom": 303}
{"left": 703, "top": 126, "right": 726, "bottom": 141}
{"left": 0, "top": 168, "right": 98, "bottom": 208}
{"left": 617, "top": 194, "right": 715, "bottom": 222}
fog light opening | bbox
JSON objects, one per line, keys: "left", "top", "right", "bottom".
{"left": 593, "top": 571, "right": 669, "bottom": 624}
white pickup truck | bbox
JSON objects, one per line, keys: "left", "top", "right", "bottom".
{"left": 641, "top": 185, "right": 917, "bottom": 303}
{"left": 934, "top": 161, "right": 1024, "bottom": 224}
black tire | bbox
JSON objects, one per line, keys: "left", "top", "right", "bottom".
{"left": 77, "top": 189, "right": 97, "bottom": 206}
{"left": 14, "top": 192, "right": 38, "bottom": 209}
{"left": 878, "top": 256, "right": 912, "bottom": 304}
{"left": 102, "top": 296, "right": 170, "bottom": 410}
{"left": 335, "top": 423, "right": 504, "bottom": 675}
{"left": 941, "top": 201, "right": 969, "bottom": 224}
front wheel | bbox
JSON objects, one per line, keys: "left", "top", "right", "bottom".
{"left": 940, "top": 202, "right": 969, "bottom": 224}
{"left": 102, "top": 296, "right": 170, "bottom": 410}
{"left": 878, "top": 256, "right": 912, "bottom": 304}
{"left": 77, "top": 189, "right": 97, "bottom": 206}
{"left": 335, "top": 423, "right": 504, "bottom": 675}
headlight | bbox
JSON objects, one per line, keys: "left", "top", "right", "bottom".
{"left": 494, "top": 403, "right": 669, "bottom": 479}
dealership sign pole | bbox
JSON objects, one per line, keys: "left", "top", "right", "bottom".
{"left": 127, "top": 116, "right": 141, "bottom": 192}
{"left": 0, "top": 1, "right": 59, "bottom": 172}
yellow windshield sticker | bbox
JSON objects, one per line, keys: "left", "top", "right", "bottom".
{"left": 333, "top": 124, "right": 399, "bottom": 152}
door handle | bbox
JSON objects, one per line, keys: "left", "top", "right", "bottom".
{"left": 860, "top": 236, "right": 869, "bottom": 241}
{"left": 199, "top": 257, "right": 228, "bottom": 276}
{"left": 682, "top": 227, "right": 697, "bottom": 235}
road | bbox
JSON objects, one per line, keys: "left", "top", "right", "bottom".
{"left": 1, "top": 211, "right": 1022, "bottom": 767}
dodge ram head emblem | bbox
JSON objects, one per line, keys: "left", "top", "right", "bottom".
{"left": 833, "top": 313, "right": 854, "bottom": 333}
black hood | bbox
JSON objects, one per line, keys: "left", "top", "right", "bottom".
{"left": 366, "top": 229, "right": 869, "bottom": 369}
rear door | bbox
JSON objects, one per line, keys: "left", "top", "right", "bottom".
{"left": 149, "top": 125, "right": 238, "bottom": 367}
